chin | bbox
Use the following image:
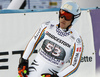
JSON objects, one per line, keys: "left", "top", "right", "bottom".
{"left": 60, "top": 24, "right": 65, "bottom": 29}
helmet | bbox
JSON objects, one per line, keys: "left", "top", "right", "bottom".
{"left": 60, "top": 1, "right": 81, "bottom": 25}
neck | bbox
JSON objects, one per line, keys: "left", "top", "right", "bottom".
{"left": 58, "top": 23, "right": 72, "bottom": 31}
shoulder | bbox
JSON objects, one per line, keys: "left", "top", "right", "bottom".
{"left": 41, "top": 20, "right": 59, "bottom": 28}
{"left": 70, "top": 27, "right": 83, "bottom": 44}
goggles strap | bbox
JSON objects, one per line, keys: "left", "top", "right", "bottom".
{"left": 74, "top": 13, "right": 81, "bottom": 19}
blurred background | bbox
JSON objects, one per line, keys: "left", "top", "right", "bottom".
{"left": 0, "top": 0, "right": 100, "bottom": 10}
{"left": 0, "top": 0, "right": 100, "bottom": 77}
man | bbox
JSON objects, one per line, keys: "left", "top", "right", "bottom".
{"left": 18, "top": 1, "right": 83, "bottom": 77}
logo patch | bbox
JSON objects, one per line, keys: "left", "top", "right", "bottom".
{"left": 63, "top": 4, "right": 73, "bottom": 11}
{"left": 76, "top": 38, "right": 81, "bottom": 43}
{"left": 46, "top": 31, "right": 71, "bottom": 48}
{"left": 56, "top": 27, "right": 73, "bottom": 37}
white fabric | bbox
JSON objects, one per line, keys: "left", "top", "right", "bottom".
{"left": 23, "top": 21, "right": 83, "bottom": 77}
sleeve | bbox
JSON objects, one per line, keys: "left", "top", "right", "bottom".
{"left": 22, "top": 24, "right": 47, "bottom": 60}
{"left": 57, "top": 36, "right": 83, "bottom": 77}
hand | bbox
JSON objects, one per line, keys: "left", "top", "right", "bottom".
{"left": 41, "top": 73, "right": 59, "bottom": 77}
{"left": 18, "top": 58, "right": 29, "bottom": 77}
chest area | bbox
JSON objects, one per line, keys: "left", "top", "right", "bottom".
{"left": 44, "top": 27, "right": 75, "bottom": 49}
{"left": 42, "top": 27, "right": 75, "bottom": 58}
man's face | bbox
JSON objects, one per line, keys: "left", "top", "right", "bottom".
{"left": 59, "top": 17, "right": 72, "bottom": 29}
{"left": 59, "top": 10, "right": 73, "bottom": 29}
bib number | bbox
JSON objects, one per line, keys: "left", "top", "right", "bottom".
{"left": 42, "top": 39, "right": 66, "bottom": 60}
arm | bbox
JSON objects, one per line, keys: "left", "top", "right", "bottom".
{"left": 22, "top": 24, "right": 47, "bottom": 60}
{"left": 57, "top": 37, "right": 83, "bottom": 77}
{"left": 18, "top": 24, "right": 47, "bottom": 77}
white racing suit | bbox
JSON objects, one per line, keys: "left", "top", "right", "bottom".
{"left": 22, "top": 21, "right": 83, "bottom": 77}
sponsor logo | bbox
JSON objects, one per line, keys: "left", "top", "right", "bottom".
{"left": 66, "top": 56, "right": 93, "bottom": 63}
{"left": 49, "top": 24, "right": 54, "bottom": 29}
{"left": 39, "top": 6, "right": 44, "bottom": 8}
{"left": 46, "top": 31, "right": 71, "bottom": 48}
{"left": 76, "top": 47, "right": 82, "bottom": 52}
{"left": 40, "top": 50, "right": 61, "bottom": 65}
{"left": 0, "top": 50, "right": 37, "bottom": 70}
{"left": 77, "top": 8, "right": 79, "bottom": 12}
{"left": 45, "top": 21, "right": 50, "bottom": 25}
{"left": 0, "top": 50, "right": 24, "bottom": 70}
{"left": 34, "top": 28, "right": 41, "bottom": 39}
{"left": 56, "top": 27, "right": 72, "bottom": 37}
{"left": 49, "top": 2, "right": 57, "bottom": 6}
{"left": 63, "top": 4, "right": 73, "bottom": 11}
{"left": 70, "top": 36, "right": 75, "bottom": 40}
{"left": 72, "top": 53, "right": 79, "bottom": 66}
{"left": 0, "top": 52, "right": 9, "bottom": 70}
{"left": 50, "top": 24, "right": 54, "bottom": 28}
{"left": 81, "top": 56, "right": 92, "bottom": 62}
{"left": 76, "top": 38, "right": 82, "bottom": 44}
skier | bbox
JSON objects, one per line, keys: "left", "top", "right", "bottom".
{"left": 18, "top": 1, "right": 83, "bottom": 77}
